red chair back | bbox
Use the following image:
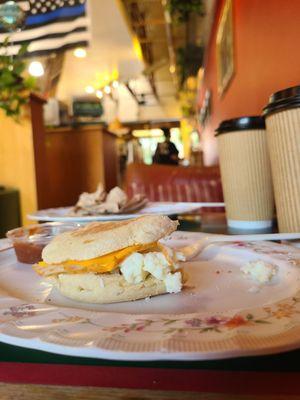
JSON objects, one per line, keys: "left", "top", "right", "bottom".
{"left": 124, "top": 163, "right": 224, "bottom": 212}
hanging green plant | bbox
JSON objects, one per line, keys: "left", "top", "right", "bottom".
{"left": 176, "top": 44, "right": 203, "bottom": 87}
{"left": 166, "top": 0, "right": 204, "bottom": 23}
{"left": 0, "top": 37, "right": 36, "bottom": 119}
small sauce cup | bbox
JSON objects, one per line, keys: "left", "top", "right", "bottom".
{"left": 6, "top": 222, "right": 80, "bottom": 264}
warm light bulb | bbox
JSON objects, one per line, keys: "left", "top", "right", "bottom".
{"left": 73, "top": 47, "right": 87, "bottom": 58}
{"left": 104, "top": 85, "right": 111, "bottom": 94}
{"left": 85, "top": 85, "right": 94, "bottom": 94}
{"left": 112, "top": 80, "right": 119, "bottom": 89}
{"left": 169, "top": 64, "right": 176, "bottom": 74}
{"left": 28, "top": 61, "right": 44, "bottom": 77}
{"left": 96, "top": 90, "right": 103, "bottom": 99}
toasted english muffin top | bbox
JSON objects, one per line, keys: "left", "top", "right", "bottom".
{"left": 42, "top": 215, "right": 178, "bottom": 264}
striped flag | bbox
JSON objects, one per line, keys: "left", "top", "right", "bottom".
{"left": 0, "top": 0, "right": 90, "bottom": 56}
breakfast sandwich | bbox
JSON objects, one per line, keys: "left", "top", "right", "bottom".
{"left": 33, "top": 215, "right": 185, "bottom": 303}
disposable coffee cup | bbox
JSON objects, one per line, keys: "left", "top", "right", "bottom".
{"left": 263, "top": 85, "right": 300, "bottom": 232}
{"left": 216, "top": 116, "right": 274, "bottom": 230}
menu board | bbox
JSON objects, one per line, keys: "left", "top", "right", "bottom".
{"left": 72, "top": 99, "right": 103, "bottom": 118}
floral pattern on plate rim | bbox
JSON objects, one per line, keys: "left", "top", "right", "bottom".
{"left": 0, "top": 239, "right": 300, "bottom": 356}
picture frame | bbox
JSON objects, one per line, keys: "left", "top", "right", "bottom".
{"left": 216, "top": 0, "right": 234, "bottom": 96}
{"left": 198, "top": 89, "right": 211, "bottom": 127}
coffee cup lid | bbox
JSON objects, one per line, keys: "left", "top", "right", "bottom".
{"left": 215, "top": 116, "right": 265, "bottom": 136}
{"left": 263, "top": 85, "right": 300, "bottom": 117}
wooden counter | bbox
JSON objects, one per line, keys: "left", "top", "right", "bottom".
{"left": 44, "top": 124, "right": 118, "bottom": 208}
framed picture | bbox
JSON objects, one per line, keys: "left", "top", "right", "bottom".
{"left": 198, "top": 89, "right": 211, "bottom": 127}
{"left": 216, "top": 0, "right": 234, "bottom": 95}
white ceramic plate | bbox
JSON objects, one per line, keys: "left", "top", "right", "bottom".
{"left": 0, "top": 232, "right": 300, "bottom": 361}
{"left": 27, "top": 202, "right": 225, "bottom": 222}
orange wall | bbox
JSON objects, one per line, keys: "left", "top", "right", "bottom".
{"left": 199, "top": 0, "right": 300, "bottom": 165}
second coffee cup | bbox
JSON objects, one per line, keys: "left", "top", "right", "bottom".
{"left": 264, "top": 85, "right": 300, "bottom": 232}
{"left": 216, "top": 116, "right": 274, "bottom": 230}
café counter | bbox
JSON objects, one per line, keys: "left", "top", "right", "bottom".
{"left": 44, "top": 124, "right": 118, "bottom": 210}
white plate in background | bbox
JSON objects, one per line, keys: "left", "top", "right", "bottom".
{"left": 27, "top": 202, "right": 225, "bottom": 222}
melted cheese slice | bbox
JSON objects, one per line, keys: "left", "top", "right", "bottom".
{"left": 36, "top": 242, "right": 158, "bottom": 276}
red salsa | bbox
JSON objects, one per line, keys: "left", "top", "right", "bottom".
{"left": 13, "top": 240, "right": 46, "bottom": 264}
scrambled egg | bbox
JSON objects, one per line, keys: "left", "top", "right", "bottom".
{"left": 164, "top": 272, "right": 182, "bottom": 293}
{"left": 120, "top": 250, "right": 183, "bottom": 293}
{"left": 241, "top": 260, "right": 278, "bottom": 284}
{"left": 119, "top": 252, "right": 147, "bottom": 284}
{"left": 144, "top": 252, "right": 171, "bottom": 280}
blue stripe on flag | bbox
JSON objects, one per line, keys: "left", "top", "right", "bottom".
{"left": 26, "top": 4, "right": 85, "bottom": 25}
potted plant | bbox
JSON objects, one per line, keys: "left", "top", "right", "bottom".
{"left": 0, "top": 37, "right": 36, "bottom": 120}
{"left": 166, "top": 0, "right": 204, "bottom": 23}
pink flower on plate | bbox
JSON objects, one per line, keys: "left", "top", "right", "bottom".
{"left": 232, "top": 241, "right": 248, "bottom": 248}
{"left": 185, "top": 318, "right": 202, "bottom": 327}
{"left": 3, "top": 304, "right": 36, "bottom": 319}
{"left": 205, "top": 316, "right": 227, "bottom": 326}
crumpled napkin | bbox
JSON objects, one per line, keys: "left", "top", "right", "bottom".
{"left": 70, "top": 184, "right": 147, "bottom": 215}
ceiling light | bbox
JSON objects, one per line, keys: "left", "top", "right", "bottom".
{"left": 73, "top": 47, "right": 87, "bottom": 58}
{"left": 112, "top": 80, "right": 119, "bottom": 89}
{"left": 104, "top": 85, "right": 111, "bottom": 94}
{"left": 169, "top": 64, "right": 176, "bottom": 74}
{"left": 96, "top": 90, "right": 103, "bottom": 99}
{"left": 85, "top": 85, "right": 94, "bottom": 94}
{"left": 28, "top": 61, "right": 44, "bottom": 77}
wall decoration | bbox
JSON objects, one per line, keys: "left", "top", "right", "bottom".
{"left": 216, "top": 0, "right": 234, "bottom": 95}
{"left": 198, "top": 89, "right": 211, "bottom": 127}
{"left": 176, "top": 44, "right": 204, "bottom": 88}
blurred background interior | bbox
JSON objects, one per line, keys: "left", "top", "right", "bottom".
{"left": 0, "top": 0, "right": 299, "bottom": 232}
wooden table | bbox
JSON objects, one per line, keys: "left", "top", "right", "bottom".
{"left": 0, "top": 213, "right": 299, "bottom": 399}
{"left": 1, "top": 383, "right": 299, "bottom": 400}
